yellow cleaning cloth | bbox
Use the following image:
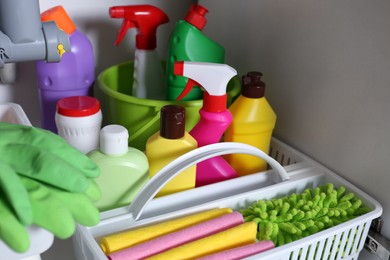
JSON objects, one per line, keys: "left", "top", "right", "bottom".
{"left": 147, "top": 222, "right": 257, "bottom": 260}
{"left": 100, "top": 208, "right": 233, "bottom": 254}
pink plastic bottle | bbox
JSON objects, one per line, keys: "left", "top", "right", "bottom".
{"left": 174, "top": 61, "right": 238, "bottom": 187}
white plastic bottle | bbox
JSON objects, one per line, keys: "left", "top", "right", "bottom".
{"left": 55, "top": 96, "right": 102, "bottom": 154}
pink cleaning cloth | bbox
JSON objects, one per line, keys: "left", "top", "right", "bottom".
{"left": 197, "top": 240, "right": 275, "bottom": 260}
{"left": 108, "top": 212, "right": 244, "bottom": 260}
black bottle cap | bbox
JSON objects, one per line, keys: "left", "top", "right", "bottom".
{"left": 160, "top": 105, "right": 186, "bottom": 139}
{"left": 241, "top": 71, "right": 266, "bottom": 98}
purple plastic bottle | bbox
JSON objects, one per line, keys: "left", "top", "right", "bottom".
{"left": 174, "top": 61, "right": 239, "bottom": 187}
{"left": 36, "top": 6, "right": 95, "bottom": 133}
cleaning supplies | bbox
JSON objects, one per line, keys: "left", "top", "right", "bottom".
{"left": 224, "top": 71, "right": 277, "bottom": 175}
{"left": 107, "top": 212, "right": 243, "bottom": 259}
{"left": 109, "top": 5, "right": 169, "bottom": 100}
{"left": 166, "top": 4, "right": 225, "bottom": 101}
{"left": 36, "top": 5, "right": 95, "bottom": 133}
{"left": 147, "top": 222, "right": 257, "bottom": 260}
{"left": 174, "top": 61, "right": 238, "bottom": 187}
{"left": 146, "top": 105, "right": 197, "bottom": 197}
{"left": 88, "top": 125, "right": 149, "bottom": 212}
{"left": 239, "top": 183, "right": 371, "bottom": 247}
{"left": 55, "top": 96, "right": 102, "bottom": 154}
{"left": 100, "top": 208, "right": 233, "bottom": 255}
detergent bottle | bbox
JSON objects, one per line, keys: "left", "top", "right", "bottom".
{"left": 166, "top": 4, "right": 225, "bottom": 101}
{"left": 174, "top": 61, "right": 238, "bottom": 187}
{"left": 146, "top": 105, "right": 197, "bottom": 197}
{"left": 88, "top": 124, "right": 149, "bottom": 212}
{"left": 224, "top": 72, "right": 277, "bottom": 175}
{"left": 109, "top": 5, "right": 169, "bottom": 100}
{"left": 36, "top": 5, "right": 95, "bottom": 133}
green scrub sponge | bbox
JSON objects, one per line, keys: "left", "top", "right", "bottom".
{"left": 240, "top": 183, "right": 371, "bottom": 247}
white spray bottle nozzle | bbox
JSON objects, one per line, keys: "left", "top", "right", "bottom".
{"left": 174, "top": 61, "right": 237, "bottom": 112}
{"left": 174, "top": 61, "right": 237, "bottom": 100}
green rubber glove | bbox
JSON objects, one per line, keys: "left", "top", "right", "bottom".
{"left": 0, "top": 122, "right": 99, "bottom": 192}
{"left": 0, "top": 197, "right": 29, "bottom": 253}
{"left": 0, "top": 122, "right": 100, "bottom": 225}
{"left": 21, "top": 176, "right": 100, "bottom": 239}
{"left": 0, "top": 160, "right": 31, "bottom": 225}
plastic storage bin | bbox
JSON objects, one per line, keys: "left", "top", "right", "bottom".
{"left": 0, "top": 103, "right": 54, "bottom": 260}
{"left": 73, "top": 141, "right": 382, "bottom": 260}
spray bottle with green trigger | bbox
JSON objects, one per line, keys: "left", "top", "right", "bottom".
{"left": 174, "top": 61, "right": 239, "bottom": 187}
{"left": 109, "top": 5, "right": 169, "bottom": 100}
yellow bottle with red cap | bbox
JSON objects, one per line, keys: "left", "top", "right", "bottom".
{"left": 224, "top": 72, "right": 277, "bottom": 176}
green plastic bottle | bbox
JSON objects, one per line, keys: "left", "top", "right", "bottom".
{"left": 166, "top": 4, "right": 225, "bottom": 101}
{"left": 88, "top": 124, "right": 149, "bottom": 212}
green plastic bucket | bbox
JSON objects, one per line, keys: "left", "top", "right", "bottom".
{"left": 95, "top": 61, "right": 241, "bottom": 151}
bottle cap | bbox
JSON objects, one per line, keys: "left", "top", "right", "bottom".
{"left": 56, "top": 96, "right": 100, "bottom": 117}
{"left": 41, "top": 5, "right": 76, "bottom": 35}
{"left": 184, "top": 4, "right": 208, "bottom": 30}
{"left": 160, "top": 105, "right": 186, "bottom": 139}
{"left": 241, "top": 71, "right": 266, "bottom": 98}
{"left": 99, "top": 125, "right": 129, "bottom": 156}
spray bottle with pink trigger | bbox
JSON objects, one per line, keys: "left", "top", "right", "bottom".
{"left": 109, "top": 5, "right": 169, "bottom": 100}
{"left": 174, "top": 61, "right": 239, "bottom": 187}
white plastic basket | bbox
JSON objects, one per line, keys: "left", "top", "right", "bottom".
{"left": 0, "top": 103, "right": 32, "bottom": 126}
{"left": 73, "top": 141, "right": 382, "bottom": 260}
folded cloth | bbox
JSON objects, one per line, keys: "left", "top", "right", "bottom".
{"left": 100, "top": 208, "right": 233, "bottom": 254}
{"left": 198, "top": 240, "right": 275, "bottom": 260}
{"left": 147, "top": 222, "right": 257, "bottom": 260}
{"left": 108, "top": 212, "right": 244, "bottom": 260}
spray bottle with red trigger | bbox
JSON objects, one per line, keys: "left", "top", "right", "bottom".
{"left": 109, "top": 5, "right": 169, "bottom": 100}
{"left": 174, "top": 61, "right": 239, "bottom": 187}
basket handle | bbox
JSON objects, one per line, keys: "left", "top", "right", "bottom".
{"left": 127, "top": 142, "right": 290, "bottom": 221}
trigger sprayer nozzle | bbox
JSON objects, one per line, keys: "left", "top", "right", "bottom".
{"left": 109, "top": 5, "right": 169, "bottom": 50}
{"left": 109, "top": 7, "right": 125, "bottom": 18}
{"left": 174, "top": 61, "right": 237, "bottom": 112}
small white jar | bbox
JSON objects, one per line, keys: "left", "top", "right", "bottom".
{"left": 55, "top": 96, "right": 102, "bottom": 154}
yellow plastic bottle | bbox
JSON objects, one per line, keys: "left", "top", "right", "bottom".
{"left": 224, "top": 72, "right": 277, "bottom": 176}
{"left": 146, "top": 105, "right": 197, "bottom": 197}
